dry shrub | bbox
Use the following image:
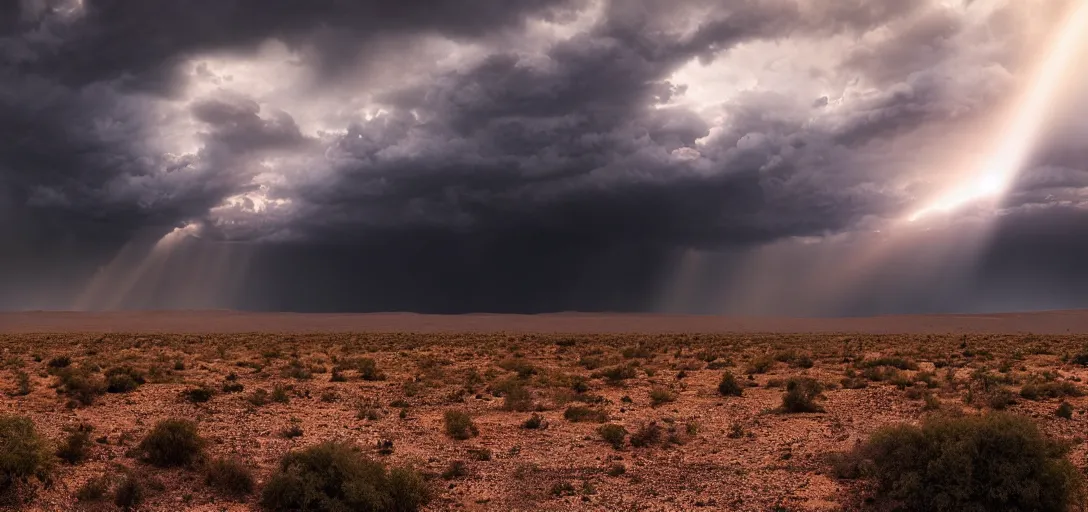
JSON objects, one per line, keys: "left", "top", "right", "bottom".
{"left": 843, "top": 412, "right": 1084, "bottom": 511}
{"left": 205, "top": 457, "right": 254, "bottom": 497}
{"left": 0, "top": 416, "right": 52, "bottom": 495}
{"left": 444, "top": 411, "right": 478, "bottom": 440}
{"left": 260, "top": 441, "right": 429, "bottom": 511}
{"left": 137, "top": 419, "right": 205, "bottom": 467}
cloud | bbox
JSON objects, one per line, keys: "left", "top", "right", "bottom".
{"left": 1, "top": 0, "right": 1086, "bottom": 313}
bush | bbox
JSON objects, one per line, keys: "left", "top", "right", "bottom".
{"left": 47, "top": 356, "right": 72, "bottom": 369}
{"left": 781, "top": 377, "right": 824, "bottom": 413}
{"left": 629, "top": 422, "right": 663, "bottom": 448}
{"left": 444, "top": 411, "right": 478, "bottom": 440}
{"left": 222, "top": 382, "right": 245, "bottom": 394}
{"left": 850, "top": 413, "right": 1084, "bottom": 511}
{"left": 745, "top": 354, "right": 774, "bottom": 374}
{"left": 563, "top": 406, "right": 609, "bottom": 423}
{"left": 597, "top": 424, "right": 627, "bottom": 450}
{"left": 271, "top": 385, "right": 291, "bottom": 404}
{"left": 500, "top": 382, "right": 534, "bottom": 412}
{"left": 137, "top": 419, "right": 205, "bottom": 467}
{"left": 718, "top": 372, "right": 743, "bottom": 396}
{"left": 76, "top": 475, "right": 110, "bottom": 502}
{"left": 649, "top": 387, "right": 676, "bottom": 407}
{"left": 182, "top": 386, "right": 215, "bottom": 403}
{"left": 114, "top": 473, "right": 144, "bottom": 510}
{"left": 104, "top": 366, "right": 146, "bottom": 394}
{"left": 521, "top": 413, "right": 545, "bottom": 429}
{"left": 591, "top": 364, "right": 638, "bottom": 384}
{"left": 260, "top": 441, "right": 429, "bottom": 511}
{"left": 11, "top": 371, "right": 31, "bottom": 397}
{"left": 441, "top": 460, "right": 468, "bottom": 480}
{"left": 1020, "top": 381, "right": 1082, "bottom": 401}
{"left": 56, "top": 423, "right": 94, "bottom": 464}
{"left": 248, "top": 389, "right": 270, "bottom": 406}
{"left": 54, "top": 367, "right": 107, "bottom": 406}
{"left": 0, "top": 415, "right": 52, "bottom": 493}
{"left": 357, "top": 358, "right": 386, "bottom": 381}
{"left": 1056, "top": 402, "right": 1074, "bottom": 420}
{"left": 205, "top": 457, "right": 254, "bottom": 497}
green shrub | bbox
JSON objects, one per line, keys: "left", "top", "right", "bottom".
{"left": 76, "top": 475, "right": 110, "bottom": 502}
{"left": 444, "top": 411, "right": 478, "bottom": 440}
{"left": 182, "top": 386, "right": 215, "bottom": 403}
{"left": 1056, "top": 402, "right": 1074, "bottom": 420}
{"left": 781, "top": 377, "right": 824, "bottom": 413}
{"left": 591, "top": 364, "right": 638, "bottom": 384}
{"left": 441, "top": 460, "right": 468, "bottom": 480}
{"left": 597, "top": 424, "right": 627, "bottom": 449}
{"left": 563, "top": 406, "right": 609, "bottom": 423}
{"left": 104, "top": 366, "right": 146, "bottom": 394}
{"left": 849, "top": 413, "right": 1084, "bottom": 511}
{"left": 47, "top": 356, "right": 72, "bottom": 369}
{"left": 629, "top": 422, "right": 663, "bottom": 448}
{"left": 649, "top": 387, "right": 676, "bottom": 407}
{"left": 1020, "top": 381, "right": 1082, "bottom": 401}
{"left": 988, "top": 388, "right": 1017, "bottom": 411}
{"left": 357, "top": 358, "right": 386, "bottom": 381}
{"left": 11, "top": 371, "right": 31, "bottom": 396}
{"left": 718, "top": 372, "right": 743, "bottom": 396}
{"left": 56, "top": 423, "right": 94, "bottom": 464}
{"left": 114, "top": 473, "right": 144, "bottom": 510}
{"left": 522, "top": 413, "right": 545, "bottom": 429}
{"left": 259, "top": 441, "right": 429, "bottom": 511}
{"left": 248, "top": 389, "right": 270, "bottom": 406}
{"left": 205, "top": 457, "right": 254, "bottom": 497}
{"left": 745, "top": 354, "right": 774, "bottom": 374}
{"left": 500, "top": 382, "right": 534, "bottom": 412}
{"left": 54, "top": 367, "right": 107, "bottom": 406}
{"left": 271, "top": 384, "right": 291, "bottom": 403}
{"left": 0, "top": 415, "right": 52, "bottom": 493}
{"left": 222, "top": 382, "right": 245, "bottom": 394}
{"left": 137, "top": 419, "right": 205, "bottom": 467}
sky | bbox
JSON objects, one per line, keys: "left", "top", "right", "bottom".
{"left": 2, "top": 0, "right": 1088, "bottom": 315}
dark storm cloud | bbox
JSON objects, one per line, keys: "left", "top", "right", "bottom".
{"left": 2, "top": 0, "right": 1087, "bottom": 314}
{"left": 13, "top": 0, "right": 581, "bottom": 91}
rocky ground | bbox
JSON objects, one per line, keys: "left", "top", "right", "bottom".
{"left": 1, "top": 332, "right": 1086, "bottom": 511}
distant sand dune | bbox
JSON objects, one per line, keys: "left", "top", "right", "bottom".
{"left": 3, "top": 310, "right": 1088, "bottom": 334}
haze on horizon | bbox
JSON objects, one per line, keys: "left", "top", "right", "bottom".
{"left": 2, "top": 0, "right": 1088, "bottom": 316}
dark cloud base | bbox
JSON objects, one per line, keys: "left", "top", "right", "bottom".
{"left": 2, "top": 0, "right": 1087, "bottom": 314}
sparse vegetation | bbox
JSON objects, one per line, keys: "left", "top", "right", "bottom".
{"left": 137, "top": 419, "right": 205, "bottom": 467}
{"left": 105, "top": 366, "right": 146, "bottom": 393}
{"left": 598, "top": 424, "right": 627, "bottom": 449}
{"left": 4, "top": 330, "right": 1088, "bottom": 509}
{"left": 563, "top": 405, "right": 609, "bottom": 423}
{"left": 841, "top": 412, "right": 1084, "bottom": 511}
{"left": 0, "top": 415, "right": 52, "bottom": 494}
{"left": 444, "top": 410, "right": 478, "bottom": 440}
{"left": 649, "top": 386, "right": 676, "bottom": 406}
{"left": 204, "top": 457, "right": 255, "bottom": 497}
{"left": 781, "top": 377, "right": 824, "bottom": 413}
{"left": 718, "top": 371, "right": 743, "bottom": 396}
{"left": 113, "top": 472, "right": 144, "bottom": 510}
{"left": 56, "top": 423, "right": 94, "bottom": 464}
{"left": 260, "top": 441, "right": 429, "bottom": 511}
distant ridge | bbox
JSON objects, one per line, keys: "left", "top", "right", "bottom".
{"left": 3, "top": 309, "right": 1088, "bottom": 334}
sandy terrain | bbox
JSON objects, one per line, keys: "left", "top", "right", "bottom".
{"left": 0, "top": 330, "right": 1086, "bottom": 511}
{"left": 5, "top": 309, "right": 1088, "bottom": 334}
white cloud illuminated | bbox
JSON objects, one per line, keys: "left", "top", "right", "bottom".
{"left": 907, "top": 1, "right": 1088, "bottom": 222}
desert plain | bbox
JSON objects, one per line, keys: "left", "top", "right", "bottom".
{"left": 1, "top": 311, "right": 1087, "bottom": 511}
